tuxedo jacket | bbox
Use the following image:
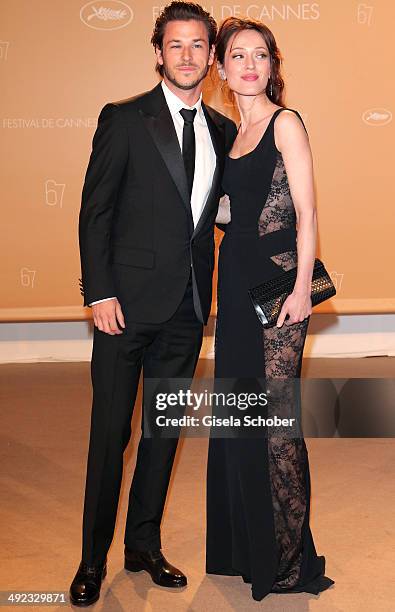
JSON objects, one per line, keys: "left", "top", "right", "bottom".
{"left": 78, "top": 81, "right": 237, "bottom": 324}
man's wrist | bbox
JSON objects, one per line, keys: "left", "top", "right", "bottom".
{"left": 89, "top": 297, "right": 117, "bottom": 306}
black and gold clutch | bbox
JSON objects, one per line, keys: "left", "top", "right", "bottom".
{"left": 248, "top": 258, "right": 336, "bottom": 328}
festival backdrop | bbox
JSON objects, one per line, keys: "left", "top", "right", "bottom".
{"left": 1, "top": 0, "right": 394, "bottom": 321}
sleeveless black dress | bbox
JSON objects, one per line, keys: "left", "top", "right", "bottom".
{"left": 206, "top": 108, "right": 334, "bottom": 600}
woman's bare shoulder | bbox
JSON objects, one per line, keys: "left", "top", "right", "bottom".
{"left": 274, "top": 108, "right": 309, "bottom": 152}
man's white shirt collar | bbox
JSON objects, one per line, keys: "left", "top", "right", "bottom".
{"left": 161, "top": 79, "right": 206, "bottom": 125}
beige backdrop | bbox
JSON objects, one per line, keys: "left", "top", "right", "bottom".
{"left": 1, "top": 0, "right": 394, "bottom": 321}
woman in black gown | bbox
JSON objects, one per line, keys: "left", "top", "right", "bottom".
{"left": 206, "top": 17, "right": 335, "bottom": 601}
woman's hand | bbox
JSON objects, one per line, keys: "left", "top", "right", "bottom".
{"left": 276, "top": 289, "right": 312, "bottom": 327}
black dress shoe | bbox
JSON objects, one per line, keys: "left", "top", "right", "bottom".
{"left": 124, "top": 547, "right": 187, "bottom": 588}
{"left": 69, "top": 560, "right": 107, "bottom": 606}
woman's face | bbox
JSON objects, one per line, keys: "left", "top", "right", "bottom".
{"left": 221, "top": 28, "right": 271, "bottom": 97}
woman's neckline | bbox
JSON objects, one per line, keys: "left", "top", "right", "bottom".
{"left": 227, "top": 107, "right": 284, "bottom": 161}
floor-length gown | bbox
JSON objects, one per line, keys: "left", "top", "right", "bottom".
{"left": 206, "top": 107, "right": 335, "bottom": 601}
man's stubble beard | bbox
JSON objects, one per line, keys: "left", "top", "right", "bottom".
{"left": 162, "top": 60, "right": 210, "bottom": 91}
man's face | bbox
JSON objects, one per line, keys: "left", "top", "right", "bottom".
{"left": 155, "top": 19, "right": 215, "bottom": 91}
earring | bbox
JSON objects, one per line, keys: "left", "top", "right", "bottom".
{"left": 269, "top": 76, "right": 273, "bottom": 97}
{"left": 218, "top": 68, "right": 227, "bottom": 81}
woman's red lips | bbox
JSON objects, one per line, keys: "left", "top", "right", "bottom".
{"left": 242, "top": 74, "right": 259, "bottom": 81}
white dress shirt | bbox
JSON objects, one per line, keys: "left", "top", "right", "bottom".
{"left": 89, "top": 79, "right": 216, "bottom": 306}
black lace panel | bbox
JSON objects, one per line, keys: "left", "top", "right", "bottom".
{"left": 258, "top": 153, "right": 296, "bottom": 237}
{"left": 263, "top": 318, "right": 309, "bottom": 590}
{"left": 259, "top": 151, "right": 310, "bottom": 590}
{"left": 270, "top": 249, "right": 298, "bottom": 271}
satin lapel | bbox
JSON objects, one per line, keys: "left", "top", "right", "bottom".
{"left": 202, "top": 103, "right": 222, "bottom": 159}
{"left": 192, "top": 104, "right": 224, "bottom": 237}
{"left": 139, "top": 103, "right": 191, "bottom": 215}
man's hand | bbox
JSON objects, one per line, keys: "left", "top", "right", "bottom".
{"left": 92, "top": 298, "right": 125, "bottom": 335}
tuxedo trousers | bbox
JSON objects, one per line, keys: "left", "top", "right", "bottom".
{"left": 81, "top": 274, "right": 203, "bottom": 565}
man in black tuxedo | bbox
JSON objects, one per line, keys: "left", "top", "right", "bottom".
{"left": 70, "top": 1, "right": 237, "bottom": 606}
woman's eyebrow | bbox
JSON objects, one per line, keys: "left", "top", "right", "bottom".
{"left": 230, "top": 46, "right": 268, "bottom": 51}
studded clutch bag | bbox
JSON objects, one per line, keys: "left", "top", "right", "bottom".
{"left": 248, "top": 257, "right": 336, "bottom": 328}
